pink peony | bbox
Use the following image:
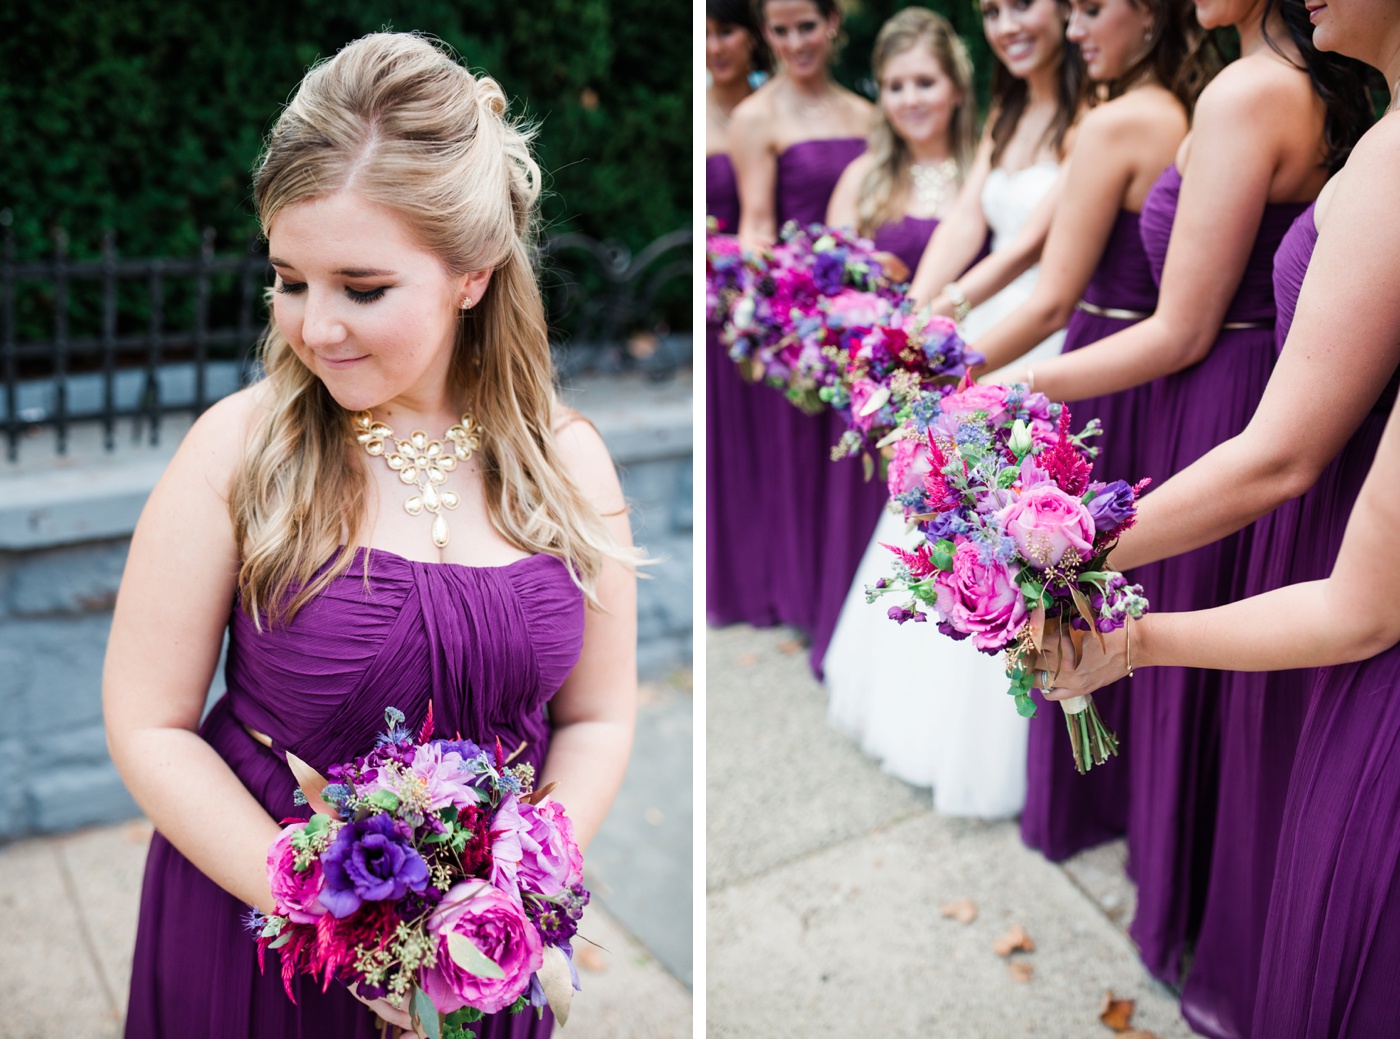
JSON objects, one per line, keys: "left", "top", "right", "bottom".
{"left": 887, "top": 437, "right": 933, "bottom": 499}
{"left": 536, "top": 800, "right": 585, "bottom": 888}
{"left": 940, "top": 383, "right": 1011, "bottom": 424}
{"left": 267, "top": 822, "right": 328, "bottom": 926}
{"left": 932, "top": 537, "right": 1028, "bottom": 652}
{"left": 999, "top": 483, "right": 1096, "bottom": 568}
{"left": 410, "top": 743, "right": 484, "bottom": 812}
{"left": 421, "top": 880, "right": 543, "bottom": 1015}
{"left": 489, "top": 794, "right": 525, "bottom": 897}
{"left": 822, "top": 289, "right": 884, "bottom": 329}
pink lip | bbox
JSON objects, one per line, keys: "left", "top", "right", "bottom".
{"left": 319, "top": 355, "right": 369, "bottom": 370}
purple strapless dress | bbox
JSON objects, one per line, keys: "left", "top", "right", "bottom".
{"left": 124, "top": 549, "right": 585, "bottom": 1039}
{"left": 871, "top": 214, "right": 940, "bottom": 277}
{"left": 1126, "top": 165, "right": 1310, "bottom": 985}
{"left": 706, "top": 152, "right": 777, "bottom": 627}
{"left": 1021, "top": 209, "right": 1158, "bottom": 862}
{"left": 1188, "top": 209, "right": 1400, "bottom": 1038}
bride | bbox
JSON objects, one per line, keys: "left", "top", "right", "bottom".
{"left": 104, "top": 33, "right": 639, "bottom": 1038}
{"left": 823, "top": 0, "right": 1080, "bottom": 818}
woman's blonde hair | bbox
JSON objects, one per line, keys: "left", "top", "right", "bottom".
{"left": 231, "top": 32, "right": 633, "bottom": 624}
{"left": 855, "top": 8, "right": 976, "bottom": 239}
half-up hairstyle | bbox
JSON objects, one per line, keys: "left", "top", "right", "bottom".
{"left": 988, "top": 0, "right": 1083, "bottom": 167}
{"left": 1263, "top": 0, "right": 1377, "bottom": 174}
{"left": 234, "top": 32, "right": 636, "bottom": 625}
{"left": 1094, "top": 0, "right": 1219, "bottom": 116}
{"left": 855, "top": 8, "right": 976, "bottom": 238}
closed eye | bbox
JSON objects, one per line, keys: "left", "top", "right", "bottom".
{"left": 346, "top": 286, "right": 388, "bottom": 304}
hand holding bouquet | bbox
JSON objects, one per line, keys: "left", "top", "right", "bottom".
{"left": 250, "top": 708, "right": 588, "bottom": 1038}
{"left": 870, "top": 379, "right": 1150, "bottom": 773}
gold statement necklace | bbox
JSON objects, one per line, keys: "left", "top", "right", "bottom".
{"left": 353, "top": 410, "right": 483, "bottom": 549}
{"left": 909, "top": 158, "right": 959, "bottom": 214}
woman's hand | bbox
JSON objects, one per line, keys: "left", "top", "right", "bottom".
{"left": 350, "top": 986, "right": 425, "bottom": 1037}
{"left": 1030, "top": 623, "right": 1132, "bottom": 700}
{"left": 870, "top": 250, "right": 909, "bottom": 285}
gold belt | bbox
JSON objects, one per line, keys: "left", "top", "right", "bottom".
{"left": 1075, "top": 299, "right": 1272, "bottom": 332}
{"left": 1075, "top": 300, "right": 1151, "bottom": 322}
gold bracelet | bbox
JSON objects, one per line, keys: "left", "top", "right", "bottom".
{"left": 944, "top": 281, "right": 972, "bottom": 324}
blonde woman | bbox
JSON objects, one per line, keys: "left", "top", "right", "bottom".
{"left": 104, "top": 34, "right": 638, "bottom": 1039}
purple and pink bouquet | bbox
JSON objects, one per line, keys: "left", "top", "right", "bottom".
{"left": 249, "top": 707, "right": 587, "bottom": 1038}
{"left": 706, "top": 222, "right": 905, "bottom": 414}
{"left": 870, "top": 379, "right": 1150, "bottom": 773}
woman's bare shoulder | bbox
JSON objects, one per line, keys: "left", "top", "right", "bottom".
{"left": 174, "top": 382, "right": 269, "bottom": 496}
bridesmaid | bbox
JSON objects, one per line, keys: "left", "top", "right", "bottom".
{"left": 965, "top": 0, "right": 1210, "bottom": 862}
{"left": 705, "top": 0, "right": 772, "bottom": 628}
{"left": 999, "top": 0, "right": 1372, "bottom": 988}
{"left": 1031, "top": 8, "right": 1400, "bottom": 1020}
{"left": 822, "top": 0, "right": 1081, "bottom": 820}
{"left": 824, "top": 8, "right": 977, "bottom": 274}
{"left": 726, "top": 0, "right": 879, "bottom": 670}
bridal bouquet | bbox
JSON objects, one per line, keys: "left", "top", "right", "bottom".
{"left": 706, "top": 222, "right": 904, "bottom": 414}
{"left": 870, "top": 380, "right": 1149, "bottom": 773}
{"left": 248, "top": 707, "right": 586, "bottom": 1038}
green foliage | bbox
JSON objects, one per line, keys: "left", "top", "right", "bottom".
{"left": 0, "top": 0, "right": 689, "bottom": 262}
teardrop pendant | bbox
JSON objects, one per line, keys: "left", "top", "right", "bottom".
{"left": 431, "top": 513, "right": 450, "bottom": 548}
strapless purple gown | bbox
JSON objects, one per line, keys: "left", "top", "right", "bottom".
{"left": 124, "top": 549, "right": 585, "bottom": 1038}
{"left": 1127, "top": 165, "right": 1310, "bottom": 985}
{"left": 1187, "top": 210, "right": 1400, "bottom": 1038}
{"left": 1021, "top": 209, "right": 1158, "bottom": 862}
{"left": 707, "top": 152, "right": 777, "bottom": 627}
{"left": 871, "top": 214, "right": 940, "bottom": 276}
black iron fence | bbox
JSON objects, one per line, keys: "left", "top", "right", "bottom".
{"left": 0, "top": 225, "right": 691, "bottom": 461}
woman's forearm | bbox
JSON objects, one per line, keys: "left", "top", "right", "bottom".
{"left": 109, "top": 725, "right": 282, "bottom": 913}
{"left": 908, "top": 210, "right": 989, "bottom": 307}
{"left": 1017, "top": 310, "right": 1212, "bottom": 402}
{"left": 538, "top": 717, "right": 635, "bottom": 852}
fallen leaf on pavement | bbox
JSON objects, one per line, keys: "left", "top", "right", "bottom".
{"left": 1008, "top": 961, "right": 1034, "bottom": 982}
{"left": 776, "top": 638, "right": 805, "bottom": 655}
{"left": 575, "top": 946, "right": 606, "bottom": 972}
{"left": 940, "top": 898, "right": 978, "bottom": 925}
{"left": 736, "top": 652, "right": 759, "bottom": 667}
{"left": 1099, "top": 992, "right": 1136, "bottom": 1031}
{"left": 993, "top": 924, "right": 1035, "bottom": 957}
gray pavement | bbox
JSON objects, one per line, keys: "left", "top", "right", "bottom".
{"left": 0, "top": 675, "right": 692, "bottom": 1038}
{"left": 707, "top": 624, "right": 1191, "bottom": 1038}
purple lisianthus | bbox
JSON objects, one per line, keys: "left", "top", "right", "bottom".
{"left": 812, "top": 250, "right": 846, "bottom": 294}
{"left": 1085, "top": 480, "right": 1136, "bottom": 535}
{"left": 318, "top": 813, "right": 429, "bottom": 918}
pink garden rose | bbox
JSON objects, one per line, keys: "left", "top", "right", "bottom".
{"left": 536, "top": 799, "right": 585, "bottom": 889}
{"left": 489, "top": 794, "right": 525, "bottom": 897}
{"left": 421, "top": 880, "right": 543, "bottom": 1014}
{"left": 847, "top": 378, "right": 884, "bottom": 432}
{"left": 999, "top": 483, "right": 1096, "bottom": 568}
{"left": 513, "top": 799, "right": 582, "bottom": 898}
{"left": 821, "top": 289, "right": 883, "bottom": 329}
{"left": 932, "top": 537, "right": 1027, "bottom": 652}
{"left": 940, "top": 383, "right": 1011, "bottom": 424}
{"left": 267, "top": 822, "right": 328, "bottom": 926}
{"left": 887, "top": 436, "right": 933, "bottom": 499}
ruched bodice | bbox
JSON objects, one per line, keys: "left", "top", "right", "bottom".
{"left": 983, "top": 163, "right": 1059, "bottom": 247}
{"left": 1272, "top": 204, "right": 1316, "bottom": 349}
{"left": 707, "top": 152, "right": 740, "bottom": 233}
{"left": 1083, "top": 210, "right": 1157, "bottom": 314}
{"left": 872, "top": 215, "right": 939, "bottom": 277}
{"left": 1140, "top": 165, "right": 1310, "bottom": 325}
{"left": 775, "top": 137, "right": 865, "bottom": 227}
{"left": 222, "top": 549, "right": 585, "bottom": 783}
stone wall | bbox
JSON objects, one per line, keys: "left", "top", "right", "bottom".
{"left": 0, "top": 370, "right": 691, "bottom": 838}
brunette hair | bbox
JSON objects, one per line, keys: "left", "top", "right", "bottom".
{"left": 235, "top": 33, "right": 636, "bottom": 624}
{"left": 987, "top": 0, "right": 1083, "bottom": 166}
{"left": 710, "top": 0, "right": 773, "bottom": 74}
{"left": 1263, "top": 0, "right": 1377, "bottom": 173}
{"left": 1094, "top": 0, "right": 1219, "bottom": 115}
{"left": 856, "top": 8, "right": 977, "bottom": 237}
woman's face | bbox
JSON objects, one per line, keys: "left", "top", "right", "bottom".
{"left": 879, "top": 43, "right": 962, "bottom": 151}
{"left": 268, "top": 190, "right": 486, "bottom": 415}
{"left": 1308, "top": 0, "right": 1393, "bottom": 64}
{"left": 1067, "top": 0, "right": 1155, "bottom": 81}
{"left": 1191, "top": 0, "right": 1265, "bottom": 31}
{"left": 982, "top": 0, "right": 1068, "bottom": 80}
{"left": 763, "top": 0, "right": 838, "bottom": 80}
{"left": 707, "top": 18, "right": 756, "bottom": 87}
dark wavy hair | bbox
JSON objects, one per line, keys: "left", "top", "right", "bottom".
{"left": 1095, "top": 0, "right": 1220, "bottom": 115}
{"left": 988, "top": 0, "right": 1084, "bottom": 166}
{"left": 1263, "top": 0, "right": 1378, "bottom": 172}
{"left": 710, "top": 0, "right": 773, "bottom": 75}
{"left": 752, "top": 0, "right": 845, "bottom": 61}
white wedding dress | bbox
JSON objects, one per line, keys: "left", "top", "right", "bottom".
{"left": 824, "top": 162, "right": 1065, "bottom": 818}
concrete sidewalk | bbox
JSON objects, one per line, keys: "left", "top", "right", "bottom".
{"left": 707, "top": 624, "right": 1192, "bottom": 1038}
{"left": 0, "top": 677, "right": 693, "bottom": 1038}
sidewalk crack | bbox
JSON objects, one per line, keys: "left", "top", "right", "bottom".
{"left": 52, "top": 842, "right": 119, "bottom": 1017}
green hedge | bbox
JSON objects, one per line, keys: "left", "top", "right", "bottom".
{"left": 832, "top": 1, "right": 996, "bottom": 110}
{"left": 0, "top": 0, "right": 690, "bottom": 262}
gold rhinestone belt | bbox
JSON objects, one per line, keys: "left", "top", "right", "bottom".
{"left": 1075, "top": 300, "right": 1151, "bottom": 322}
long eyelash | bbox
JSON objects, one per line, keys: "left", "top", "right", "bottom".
{"left": 346, "top": 286, "right": 388, "bottom": 304}
{"left": 275, "top": 281, "right": 306, "bottom": 295}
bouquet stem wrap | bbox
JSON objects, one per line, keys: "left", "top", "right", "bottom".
{"left": 1031, "top": 616, "right": 1119, "bottom": 775}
